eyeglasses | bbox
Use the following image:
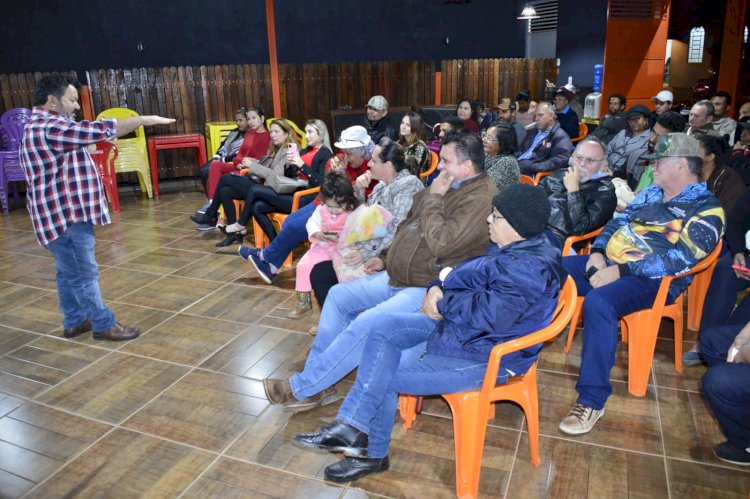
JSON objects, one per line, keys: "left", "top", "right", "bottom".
{"left": 573, "top": 154, "right": 604, "bottom": 166}
{"left": 481, "top": 131, "right": 498, "bottom": 143}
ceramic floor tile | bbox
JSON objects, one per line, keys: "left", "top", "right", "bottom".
{"left": 172, "top": 252, "right": 254, "bottom": 282}
{"left": 25, "top": 428, "right": 215, "bottom": 498}
{"left": 98, "top": 266, "right": 163, "bottom": 300}
{"left": 116, "top": 247, "right": 207, "bottom": 274}
{"left": 0, "top": 294, "right": 62, "bottom": 335}
{"left": 184, "top": 282, "right": 291, "bottom": 323}
{"left": 164, "top": 229, "right": 237, "bottom": 253}
{"left": 6, "top": 259, "right": 59, "bottom": 290}
{"left": 36, "top": 352, "right": 189, "bottom": 424}
{"left": 667, "top": 458, "right": 750, "bottom": 498}
{"left": 0, "top": 232, "right": 51, "bottom": 258}
{"left": 93, "top": 239, "right": 161, "bottom": 267}
{"left": 116, "top": 275, "right": 223, "bottom": 312}
{"left": 0, "top": 326, "right": 40, "bottom": 355}
{"left": 0, "top": 283, "right": 51, "bottom": 316}
{"left": 123, "top": 370, "right": 267, "bottom": 452}
{"left": 652, "top": 337, "right": 706, "bottom": 391}
{"left": 119, "top": 314, "right": 248, "bottom": 365}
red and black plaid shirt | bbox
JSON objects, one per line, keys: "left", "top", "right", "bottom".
{"left": 20, "top": 107, "right": 118, "bottom": 246}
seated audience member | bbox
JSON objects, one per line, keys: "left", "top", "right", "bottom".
{"left": 482, "top": 123, "right": 520, "bottom": 191}
{"left": 626, "top": 111, "right": 686, "bottom": 191}
{"left": 288, "top": 172, "right": 360, "bottom": 319}
{"left": 290, "top": 184, "right": 564, "bottom": 482}
{"left": 564, "top": 83, "right": 584, "bottom": 120}
{"left": 539, "top": 137, "right": 617, "bottom": 249}
{"left": 428, "top": 116, "right": 466, "bottom": 155}
{"left": 515, "top": 90, "right": 536, "bottom": 129}
{"left": 554, "top": 87, "right": 580, "bottom": 140}
{"left": 516, "top": 102, "right": 574, "bottom": 175}
{"left": 735, "top": 103, "right": 750, "bottom": 145}
{"left": 495, "top": 97, "right": 526, "bottom": 147}
{"left": 199, "top": 107, "right": 270, "bottom": 214}
{"left": 606, "top": 105, "right": 652, "bottom": 175}
{"left": 699, "top": 320, "right": 750, "bottom": 466}
{"left": 262, "top": 132, "right": 498, "bottom": 411}
{"left": 475, "top": 101, "right": 493, "bottom": 131}
{"left": 711, "top": 91, "right": 737, "bottom": 146}
{"left": 591, "top": 93, "right": 627, "bottom": 145}
{"left": 686, "top": 100, "right": 715, "bottom": 136}
{"left": 696, "top": 132, "right": 744, "bottom": 213}
{"left": 197, "top": 108, "right": 249, "bottom": 213}
{"left": 456, "top": 98, "right": 481, "bottom": 133}
{"left": 220, "top": 119, "right": 334, "bottom": 246}
{"left": 653, "top": 90, "right": 674, "bottom": 117}
{"left": 731, "top": 122, "right": 750, "bottom": 185}
{"left": 363, "top": 95, "right": 398, "bottom": 144}
{"left": 398, "top": 111, "right": 430, "bottom": 175}
{"left": 189, "top": 119, "right": 298, "bottom": 244}
{"left": 304, "top": 139, "right": 426, "bottom": 312}
{"left": 558, "top": 133, "right": 725, "bottom": 436}
{"left": 239, "top": 125, "right": 374, "bottom": 282}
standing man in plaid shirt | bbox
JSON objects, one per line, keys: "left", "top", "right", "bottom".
{"left": 20, "top": 74, "right": 174, "bottom": 341}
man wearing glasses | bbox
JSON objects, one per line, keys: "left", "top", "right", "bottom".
{"left": 538, "top": 137, "right": 617, "bottom": 249}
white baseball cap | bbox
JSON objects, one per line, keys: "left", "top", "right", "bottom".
{"left": 652, "top": 90, "right": 674, "bottom": 103}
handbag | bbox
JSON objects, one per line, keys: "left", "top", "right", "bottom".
{"left": 266, "top": 174, "right": 308, "bottom": 194}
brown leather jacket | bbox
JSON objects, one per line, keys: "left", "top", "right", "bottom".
{"left": 385, "top": 173, "right": 498, "bottom": 288}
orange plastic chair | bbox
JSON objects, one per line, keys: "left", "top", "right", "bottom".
{"left": 562, "top": 227, "right": 603, "bottom": 353}
{"left": 419, "top": 151, "right": 439, "bottom": 180}
{"left": 519, "top": 174, "right": 536, "bottom": 185}
{"left": 399, "top": 277, "right": 577, "bottom": 498}
{"left": 252, "top": 186, "right": 320, "bottom": 268}
{"left": 571, "top": 123, "right": 589, "bottom": 143}
{"left": 89, "top": 142, "right": 121, "bottom": 214}
{"left": 533, "top": 170, "right": 553, "bottom": 184}
{"left": 685, "top": 240, "right": 724, "bottom": 330}
{"left": 619, "top": 242, "right": 722, "bottom": 396}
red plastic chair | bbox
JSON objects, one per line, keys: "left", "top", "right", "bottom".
{"left": 89, "top": 142, "right": 120, "bottom": 214}
{"left": 399, "top": 277, "right": 577, "bottom": 498}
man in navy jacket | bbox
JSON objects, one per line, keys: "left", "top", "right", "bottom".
{"left": 290, "top": 184, "right": 567, "bottom": 483}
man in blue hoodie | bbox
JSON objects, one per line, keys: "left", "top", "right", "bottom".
{"left": 290, "top": 183, "right": 566, "bottom": 483}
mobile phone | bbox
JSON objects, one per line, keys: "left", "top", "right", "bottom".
{"left": 288, "top": 143, "right": 298, "bottom": 153}
{"left": 323, "top": 231, "right": 338, "bottom": 236}
{"left": 731, "top": 265, "right": 750, "bottom": 273}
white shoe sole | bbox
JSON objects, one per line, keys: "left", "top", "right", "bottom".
{"left": 559, "top": 408, "right": 605, "bottom": 435}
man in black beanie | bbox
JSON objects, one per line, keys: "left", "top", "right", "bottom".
{"left": 290, "top": 183, "right": 568, "bottom": 483}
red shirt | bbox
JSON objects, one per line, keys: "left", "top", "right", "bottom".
{"left": 232, "top": 129, "right": 271, "bottom": 165}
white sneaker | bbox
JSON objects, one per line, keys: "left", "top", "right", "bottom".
{"left": 559, "top": 404, "right": 605, "bottom": 435}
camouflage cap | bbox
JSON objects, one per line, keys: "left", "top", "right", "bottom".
{"left": 641, "top": 133, "right": 701, "bottom": 160}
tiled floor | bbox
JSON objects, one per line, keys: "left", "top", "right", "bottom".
{"left": 0, "top": 180, "right": 749, "bottom": 498}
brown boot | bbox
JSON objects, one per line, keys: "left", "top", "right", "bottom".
{"left": 284, "top": 387, "right": 340, "bottom": 413}
{"left": 93, "top": 322, "right": 140, "bottom": 341}
{"left": 263, "top": 378, "right": 296, "bottom": 404}
{"left": 287, "top": 292, "right": 312, "bottom": 319}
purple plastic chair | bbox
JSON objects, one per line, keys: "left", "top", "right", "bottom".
{"left": 0, "top": 107, "right": 32, "bottom": 212}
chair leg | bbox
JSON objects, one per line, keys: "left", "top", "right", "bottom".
{"left": 516, "top": 368, "right": 541, "bottom": 466}
{"left": 673, "top": 302, "right": 684, "bottom": 374}
{"left": 445, "top": 394, "right": 489, "bottom": 499}
{"left": 625, "top": 313, "right": 660, "bottom": 397}
{"left": 399, "top": 394, "right": 418, "bottom": 430}
{"left": 563, "top": 297, "right": 584, "bottom": 353}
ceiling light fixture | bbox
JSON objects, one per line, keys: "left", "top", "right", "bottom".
{"left": 517, "top": 5, "right": 540, "bottom": 19}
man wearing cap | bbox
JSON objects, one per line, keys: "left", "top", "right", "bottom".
{"left": 539, "top": 137, "right": 617, "bottom": 249}
{"left": 711, "top": 91, "right": 737, "bottom": 146}
{"left": 591, "top": 93, "right": 628, "bottom": 145}
{"left": 653, "top": 90, "right": 674, "bottom": 116}
{"left": 554, "top": 87, "right": 580, "bottom": 140}
{"left": 686, "top": 100, "right": 716, "bottom": 137}
{"left": 626, "top": 111, "right": 686, "bottom": 192}
{"left": 558, "top": 133, "right": 725, "bottom": 436}
{"left": 495, "top": 97, "right": 526, "bottom": 147}
{"left": 363, "top": 95, "right": 398, "bottom": 144}
{"left": 263, "top": 131, "right": 498, "bottom": 412}
{"left": 516, "top": 102, "right": 574, "bottom": 175}
{"left": 290, "top": 183, "right": 566, "bottom": 483}
{"left": 606, "top": 105, "right": 652, "bottom": 173}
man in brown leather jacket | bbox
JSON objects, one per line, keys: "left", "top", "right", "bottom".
{"left": 262, "top": 131, "right": 498, "bottom": 411}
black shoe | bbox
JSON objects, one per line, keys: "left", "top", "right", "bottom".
{"left": 713, "top": 441, "right": 750, "bottom": 466}
{"left": 215, "top": 233, "right": 245, "bottom": 247}
{"left": 190, "top": 212, "right": 217, "bottom": 226}
{"left": 324, "top": 456, "right": 389, "bottom": 483}
{"left": 291, "top": 421, "right": 368, "bottom": 458}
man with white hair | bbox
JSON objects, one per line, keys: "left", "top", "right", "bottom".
{"left": 516, "top": 102, "right": 574, "bottom": 175}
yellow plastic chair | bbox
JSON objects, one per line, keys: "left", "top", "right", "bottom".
{"left": 96, "top": 108, "right": 153, "bottom": 198}
{"left": 265, "top": 118, "right": 307, "bottom": 149}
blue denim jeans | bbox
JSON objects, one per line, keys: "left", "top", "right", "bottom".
{"left": 699, "top": 247, "right": 750, "bottom": 331}
{"left": 262, "top": 202, "right": 315, "bottom": 268}
{"left": 289, "top": 271, "right": 426, "bottom": 399}
{"left": 44, "top": 222, "right": 116, "bottom": 331}
{"left": 336, "top": 314, "right": 505, "bottom": 458}
{"left": 563, "top": 255, "right": 662, "bottom": 410}
{"left": 699, "top": 323, "right": 750, "bottom": 448}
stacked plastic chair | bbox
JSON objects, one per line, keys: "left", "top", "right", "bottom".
{"left": 0, "top": 108, "right": 32, "bottom": 212}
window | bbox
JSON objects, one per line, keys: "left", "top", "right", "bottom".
{"left": 688, "top": 27, "right": 705, "bottom": 63}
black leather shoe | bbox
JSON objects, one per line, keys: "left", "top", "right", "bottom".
{"left": 324, "top": 456, "right": 389, "bottom": 483}
{"left": 292, "top": 421, "right": 368, "bottom": 458}
{"left": 63, "top": 320, "right": 92, "bottom": 338}
{"left": 215, "top": 233, "right": 244, "bottom": 247}
{"left": 190, "top": 212, "right": 217, "bottom": 225}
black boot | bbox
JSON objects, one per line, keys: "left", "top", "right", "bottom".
{"left": 292, "top": 421, "right": 368, "bottom": 458}
{"left": 190, "top": 211, "right": 217, "bottom": 226}
{"left": 215, "top": 232, "right": 245, "bottom": 247}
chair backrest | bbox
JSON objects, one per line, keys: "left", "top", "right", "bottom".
{"left": 419, "top": 151, "right": 439, "bottom": 179}
{"left": 0, "top": 108, "right": 32, "bottom": 151}
{"left": 89, "top": 141, "right": 119, "bottom": 176}
{"left": 96, "top": 107, "right": 147, "bottom": 148}
{"left": 562, "top": 227, "right": 603, "bottom": 256}
{"left": 519, "top": 174, "right": 536, "bottom": 185}
{"left": 481, "top": 276, "right": 577, "bottom": 395}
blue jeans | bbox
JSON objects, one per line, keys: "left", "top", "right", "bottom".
{"left": 699, "top": 247, "right": 750, "bottom": 331}
{"left": 45, "top": 222, "right": 116, "bottom": 331}
{"left": 563, "top": 255, "right": 662, "bottom": 410}
{"left": 262, "top": 202, "right": 315, "bottom": 268}
{"left": 699, "top": 323, "right": 750, "bottom": 448}
{"left": 337, "top": 315, "right": 505, "bottom": 458}
{"left": 289, "top": 271, "right": 426, "bottom": 399}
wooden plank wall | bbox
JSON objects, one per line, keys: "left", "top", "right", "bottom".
{"left": 0, "top": 59, "right": 555, "bottom": 179}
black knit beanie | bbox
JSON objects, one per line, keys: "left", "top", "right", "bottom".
{"left": 491, "top": 183, "right": 550, "bottom": 238}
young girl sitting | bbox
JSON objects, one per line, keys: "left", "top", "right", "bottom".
{"left": 288, "top": 172, "right": 359, "bottom": 319}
